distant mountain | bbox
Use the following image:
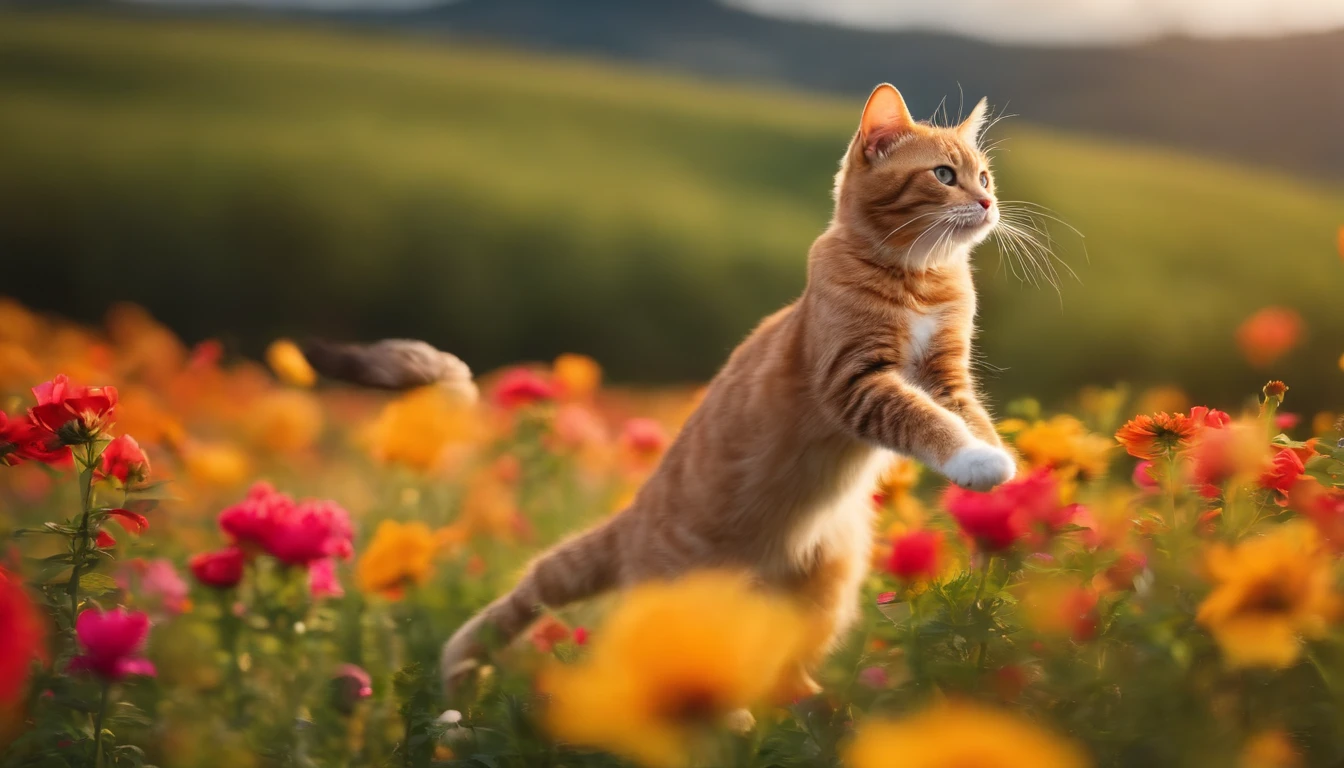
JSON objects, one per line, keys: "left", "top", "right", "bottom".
{"left": 313, "top": 0, "right": 1344, "bottom": 182}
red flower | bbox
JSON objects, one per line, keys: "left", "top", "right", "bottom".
{"left": 68, "top": 608, "right": 156, "bottom": 681}
{"left": 190, "top": 547, "right": 246, "bottom": 589}
{"left": 1114, "top": 412, "right": 1195, "bottom": 459}
{"left": 1236, "top": 307, "right": 1303, "bottom": 368}
{"left": 1259, "top": 448, "right": 1305, "bottom": 503}
{"left": 491, "top": 368, "right": 556, "bottom": 410}
{"left": 1188, "top": 406, "right": 1232, "bottom": 430}
{"left": 1290, "top": 479, "right": 1344, "bottom": 551}
{"left": 0, "top": 412, "right": 71, "bottom": 467}
{"left": 0, "top": 570, "right": 45, "bottom": 705}
{"left": 98, "top": 435, "right": 151, "bottom": 485}
{"left": 28, "top": 375, "right": 118, "bottom": 444}
{"left": 884, "top": 530, "right": 943, "bottom": 581}
{"left": 107, "top": 508, "right": 150, "bottom": 535}
{"left": 218, "top": 482, "right": 285, "bottom": 547}
{"left": 94, "top": 531, "right": 117, "bottom": 549}
{"left": 944, "top": 469, "right": 1068, "bottom": 551}
{"left": 573, "top": 626, "right": 589, "bottom": 646}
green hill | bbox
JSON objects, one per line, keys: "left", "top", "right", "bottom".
{"left": 1, "top": 12, "right": 1341, "bottom": 409}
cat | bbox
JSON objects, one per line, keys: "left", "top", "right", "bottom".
{"left": 439, "top": 84, "right": 1017, "bottom": 700}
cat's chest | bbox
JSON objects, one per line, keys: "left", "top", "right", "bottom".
{"left": 898, "top": 307, "right": 947, "bottom": 378}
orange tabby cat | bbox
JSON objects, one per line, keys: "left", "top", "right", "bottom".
{"left": 440, "top": 84, "right": 1016, "bottom": 698}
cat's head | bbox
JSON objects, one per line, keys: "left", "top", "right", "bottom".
{"left": 834, "top": 84, "right": 998, "bottom": 268}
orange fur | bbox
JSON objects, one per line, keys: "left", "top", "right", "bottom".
{"left": 441, "top": 84, "right": 1016, "bottom": 696}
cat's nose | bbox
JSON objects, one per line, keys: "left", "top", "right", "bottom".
{"left": 977, "top": 199, "right": 992, "bottom": 210}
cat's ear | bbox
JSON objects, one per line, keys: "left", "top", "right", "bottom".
{"left": 958, "top": 97, "right": 990, "bottom": 146}
{"left": 859, "top": 84, "right": 914, "bottom": 161}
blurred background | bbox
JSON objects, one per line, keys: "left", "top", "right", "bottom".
{"left": 1, "top": 0, "right": 1341, "bottom": 410}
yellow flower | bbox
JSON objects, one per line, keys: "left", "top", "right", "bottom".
{"left": 1014, "top": 415, "right": 1112, "bottom": 480}
{"left": 1241, "top": 730, "right": 1301, "bottom": 768}
{"left": 553, "top": 353, "right": 602, "bottom": 400}
{"left": 540, "top": 571, "right": 807, "bottom": 768}
{"left": 1196, "top": 523, "right": 1340, "bottom": 669}
{"left": 846, "top": 702, "right": 1089, "bottom": 768}
{"left": 364, "top": 387, "right": 480, "bottom": 473}
{"left": 266, "top": 339, "right": 316, "bottom": 388}
{"left": 357, "top": 520, "right": 438, "bottom": 599}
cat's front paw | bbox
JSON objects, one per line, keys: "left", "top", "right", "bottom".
{"left": 942, "top": 442, "right": 1017, "bottom": 491}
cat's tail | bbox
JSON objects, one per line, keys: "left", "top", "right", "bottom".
{"left": 440, "top": 514, "right": 628, "bottom": 689}
{"left": 299, "top": 338, "right": 478, "bottom": 401}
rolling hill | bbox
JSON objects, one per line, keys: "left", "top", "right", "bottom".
{"left": 1, "top": 12, "right": 1341, "bottom": 410}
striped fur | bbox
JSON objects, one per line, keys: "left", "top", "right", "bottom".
{"left": 441, "top": 84, "right": 1016, "bottom": 696}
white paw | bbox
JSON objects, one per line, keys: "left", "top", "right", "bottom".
{"left": 942, "top": 442, "right": 1016, "bottom": 491}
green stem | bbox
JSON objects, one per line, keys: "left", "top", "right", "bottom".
{"left": 92, "top": 681, "right": 110, "bottom": 768}
{"left": 68, "top": 442, "right": 97, "bottom": 627}
{"left": 973, "top": 556, "right": 994, "bottom": 672}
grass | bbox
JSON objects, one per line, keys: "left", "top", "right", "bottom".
{"left": 1, "top": 10, "right": 1341, "bottom": 408}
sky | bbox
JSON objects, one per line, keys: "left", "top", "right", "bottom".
{"left": 723, "top": 0, "right": 1344, "bottom": 44}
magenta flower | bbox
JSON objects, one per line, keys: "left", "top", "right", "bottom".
{"left": 218, "top": 483, "right": 354, "bottom": 566}
{"left": 308, "top": 558, "right": 345, "bottom": 599}
{"left": 263, "top": 500, "right": 354, "bottom": 566}
{"left": 69, "top": 608, "right": 156, "bottom": 681}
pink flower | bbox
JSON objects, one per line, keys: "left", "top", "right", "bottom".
{"left": 217, "top": 483, "right": 353, "bottom": 566}
{"left": 69, "top": 608, "right": 156, "bottom": 681}
{"left": 263, "top": 499, "right": 354, "bottom": 566}
{"left": 190, "top": 547, "right": 246, "bottom": 589}
{"left": 331, "top": 663, "right": 372, "bottom": 715}
{"left": 875, "top": 591, "right": 898, "bottom": 605}
{"left": 943, "top": 469, "right": 1065, "bottom": 551}
{"left": 118, "top": 559, "right": 189, "bottom": 617}
{"left": 1275, "top": 412, "right": 1301, "bottom": 430}
{"left": 885, "top": 530, "right": 942, "bottom": 581}
{"left": 0, "top": 411, "right": 71, "bottom": 467}
{"left": 97, "top": 435, "right": 151, "bottom": 486}
{"left": 218, "top": 482, "right": 286, "bottom": 548}
{"left": 308, "top": 558, "right": 344, "bottom": 599}
{"left": 858, "top": 666, "right": 890, "bottom": 689}
{"left": 491, "top": 368, "right": 556, "bottom": 410}
{"left": 1132, "top": 460, "right": 1160, "bottom": 491}
{"left": 573, "top": 626, "right": 589, "bottom": 646}
{"left": 28, "top": 375, "right": 118, "bottom": 444}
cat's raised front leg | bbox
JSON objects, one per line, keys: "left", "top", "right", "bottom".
{"left": 818, "top": 361, "right": 1013, "bottom": 491}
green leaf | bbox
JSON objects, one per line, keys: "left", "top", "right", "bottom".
{"left": 78, "top": 572, "right": 118, "bottom": 596}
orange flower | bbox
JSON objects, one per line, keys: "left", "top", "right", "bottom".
{"left": 1236, "top": 308, "right": 1303, "bottom": 368}
{"left": 1114, "top": 412, "right": 1195, "bottom": 459}
{"left": 529, "top": 615, "right": 572, "bottom": 653}
{"left": 266, "top": 339, "right": 316, "bottom": 388}
{"left": 553, "top": 354, "right": 602, "bottom": 400}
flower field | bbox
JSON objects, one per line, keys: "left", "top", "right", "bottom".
{"left": 3, "top": 281, "right": 1344, "bottom": 768}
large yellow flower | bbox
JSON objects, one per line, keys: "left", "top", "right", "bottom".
{"left": 1014, "top": 415, "right": 1112, "bottom": 480}
{"left": 846, "top": 702, "right": 1090, "bottom": 768}
{"left": 1197, "top": 523, "right": 1340, "bottom": 669}
{"left": 540, "top": 571, "right": 807, "bottom": 768}
{"left": 356, "top": 520, "right": 438, "bottom": 599}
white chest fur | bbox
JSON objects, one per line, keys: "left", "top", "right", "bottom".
{"left": 901, "top": 309, "right": 943, "bottom": 378}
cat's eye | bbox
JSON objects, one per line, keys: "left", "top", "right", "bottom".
{"left": 978, "top": 171, "right": 990, "bottom": 188}
{"left": 933, "top": 166, "right": 956, "bottom": 185}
